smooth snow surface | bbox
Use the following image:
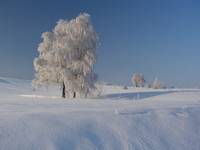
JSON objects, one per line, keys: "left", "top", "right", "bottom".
{"left": 0, "top": 77, "right": 200, "bottom": 150}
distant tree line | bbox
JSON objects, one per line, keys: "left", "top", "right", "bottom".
{"left": 131, "top": 73, "right": 165, "bottom": 89}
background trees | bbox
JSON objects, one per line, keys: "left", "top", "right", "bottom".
{"left": 131, "top": 73, "right": 166, "bottom": 89}
{"left": 33, "top": 13, "right": 98, "bottom": 98}
{"left": 132, "top": 73, "right": 145, "bottom": 87}
{"left": 150, "top": 78, "right": 164, "bottom": 89}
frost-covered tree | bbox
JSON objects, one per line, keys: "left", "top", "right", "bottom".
{"left": 151, "top": 78, "right": 163, "bottom": 89}
{"left": 33, "top": 13, "right": 98, "bottom": 98}
{"left": 132, "top": 73, "right": 145, "bottom": 87}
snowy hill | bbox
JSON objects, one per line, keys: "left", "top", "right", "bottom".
{"left": 0, "top": 77, "right": 200, "bottom": 150}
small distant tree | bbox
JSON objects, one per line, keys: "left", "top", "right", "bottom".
{"left": 151, "top": 78, "right": 164, "bottom": 89}
{"left": 132, "top": 73, "right": 145, "bottom": 87}
{"left": 33, "top": 13, "right": 98, "bottom": 98}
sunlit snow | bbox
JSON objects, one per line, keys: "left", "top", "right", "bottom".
{"left": 0, "top": 77, "right": 200, "bottom": 150}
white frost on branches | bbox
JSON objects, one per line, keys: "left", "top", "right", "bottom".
{"left": 132, "top": 73, "right": 145, "bottom": 87}
{"left": 151, "top": 78, "right": 164, "bottom": 89}
{"left": 33, "top": 13, "right": 98, "bottom": 98}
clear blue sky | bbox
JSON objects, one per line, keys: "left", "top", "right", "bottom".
{"left": 0, "top": 0, "right": 200, "bottom": 87}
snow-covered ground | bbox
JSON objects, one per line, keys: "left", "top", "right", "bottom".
{"left": 0, "top": 77, "right": 200, "bottom": 150}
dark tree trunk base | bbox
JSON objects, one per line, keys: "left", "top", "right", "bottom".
{"left": 62, "top": 82, "right": 65, "bottom": 98}
{"left": 73, "top": 92, "right": 76, "bottom": 98}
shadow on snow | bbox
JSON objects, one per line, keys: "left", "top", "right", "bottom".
{"left": 100, "top": 91, "right": 173, "bottom": 100}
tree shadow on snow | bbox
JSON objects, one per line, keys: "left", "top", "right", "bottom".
{"left": 0, "top": 78, "right": 10, "bottom": 84}
{"left": 100, "top": 91, "right": 174, "bottom": 100}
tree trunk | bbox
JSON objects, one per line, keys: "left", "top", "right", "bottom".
{"left": 73, "top": 92, "right": 76, "bottom": 98}
{"left": 62, "top": 82, "right": 65, "bottom": 98}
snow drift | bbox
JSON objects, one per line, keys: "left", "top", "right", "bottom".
{"left": 0, "top": 77, "right": 200, "bottom": 150}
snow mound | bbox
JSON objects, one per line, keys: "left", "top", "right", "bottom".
{"left": 0, "top": 77, "right": 200, "bottom": 150}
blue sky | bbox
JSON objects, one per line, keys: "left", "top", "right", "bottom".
{"left": 0, "top": 0, "right": 200, "bottom": 87}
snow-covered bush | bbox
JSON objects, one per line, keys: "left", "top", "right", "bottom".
{"left": 123, "top": 86, "right": 128, "bottom": 90}
{"left": 90, "top": 82, "right": 103, "bottom": 97}
{"left": 150, "top": 78, "right": 164, "bottom": 89}
{"left": 33, "top": 13, "right": 99, "bottom": 98}
{"left": 132, "top": 73, "right": 145, "bottom": 87}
